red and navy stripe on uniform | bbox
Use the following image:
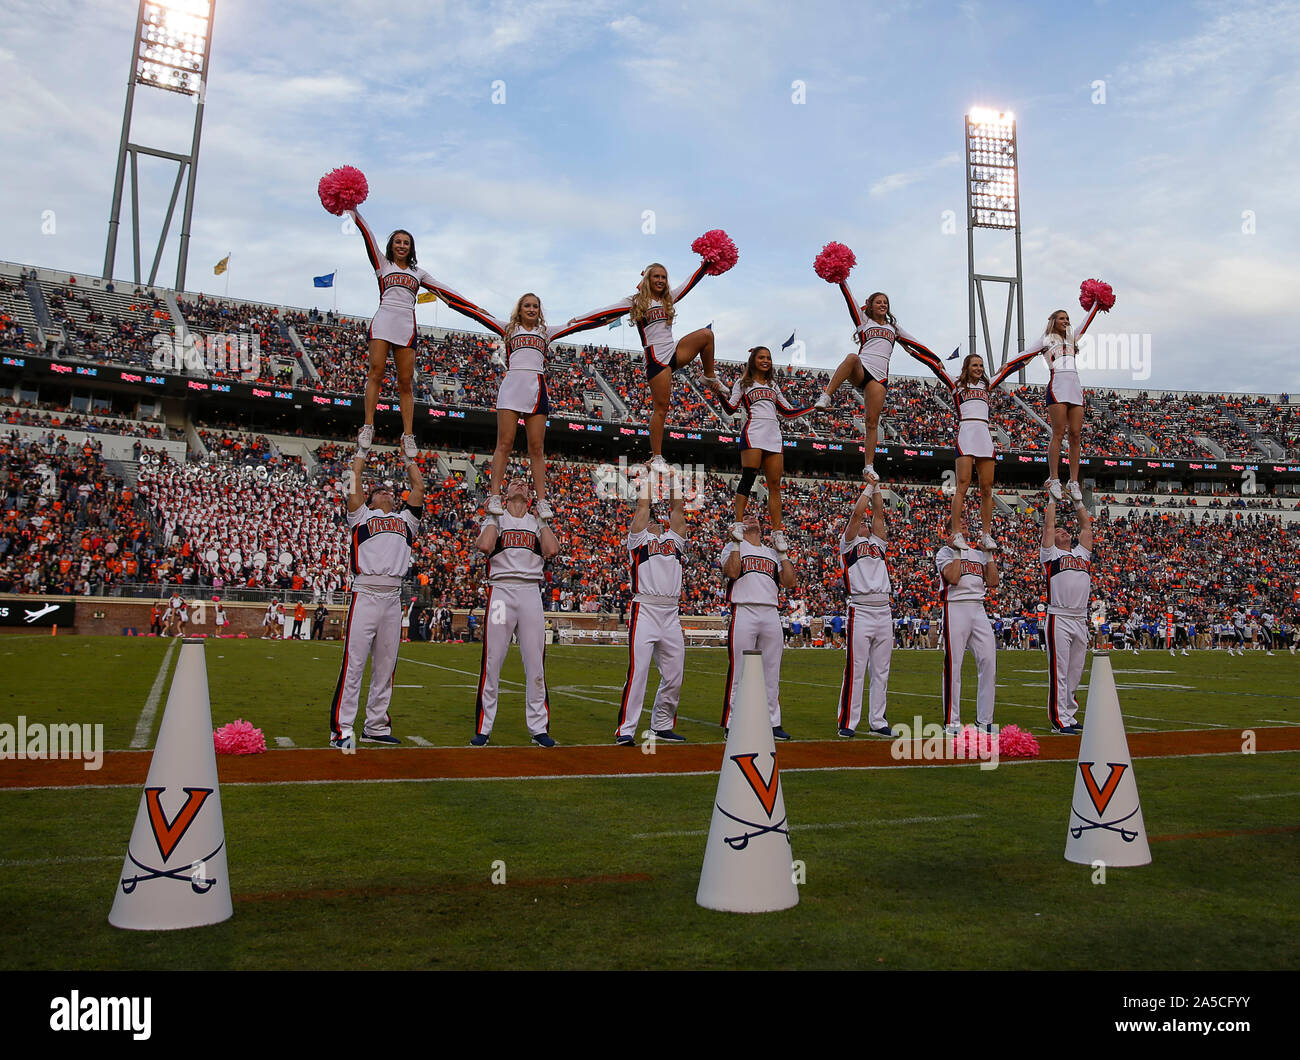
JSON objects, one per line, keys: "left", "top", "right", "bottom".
{"left": 328, "top": 591, "right": 359, "bottom": 739}
{"left": 1046, "top": 613, "right": 1063, "bottom": 728}
{"left": 616, "top": 600, "right": 642, "bottom": 734}
{"left": 837, "top": 607, "right": 857, "bottom": 728}
{"left": 718, "top": 384, "right": 815, "bottom": 420}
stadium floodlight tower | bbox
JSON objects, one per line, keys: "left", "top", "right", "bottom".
{"left": 102, "top": 0, "right": 216, "bottom": 293}
{"left": 964, "top": 107, "right": 1025, "bottom": 379}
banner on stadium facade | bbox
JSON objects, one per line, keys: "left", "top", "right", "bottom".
{"left": 0, "top": 600, "right": 76, "bottom": 627}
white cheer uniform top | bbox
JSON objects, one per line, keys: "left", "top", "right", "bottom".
{"left": 840, "top": 531, "right": 891, "bottom": 604}
{"left": 721, "top": 541, "right": 781, "bottom": 607}
{"left": 588, "top": 264, "right": 708, "bottom": 366}
{"left": 628, "top": 527, "right": 686, "bottom": 604}
{"left": 347, "top": 502, "right": 420, "bottom": 589}
{"left": 935, "top": 545, "right": 989, "bottom": 604}
{"left": 1041, "top": 544, "right": 1092, "bottom": 618}
{"left": 955, "top": 381, "right": 991, "bottom": 424}
{"left": 351, "top": 210, "right": 442, "bottom": 310}
{"left": 487, "top": 512, "right": 544, "bottom": 584}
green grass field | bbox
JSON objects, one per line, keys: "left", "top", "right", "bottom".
{"left": 1, "top": 636, "right": 1297, "bottom": 970}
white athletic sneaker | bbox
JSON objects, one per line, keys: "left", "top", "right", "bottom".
{"left": 951, "top": 533, "right": 970, "bottom": 550}
{"left": 703, "top": 375, "right": 726, "bottom": 396}
{"left": 772, "top": 530, "right": 789, "bottom": 553}
{"left": 1068, "top": 480, "right": 1083, "bottom": 502}
{"left": 487, "top": 494, "right": 504, "bottom": 516}
{"left": 863, "top": 464, "right": 879, "bottom": 483}
{"left": 649, "top": 454, "right": 671, "bottom": 475}
{"left": 1181, "top": 649, "right": 1190, "bottom": 656}
{"left": 981, "top": 533, "right": 998, "bottom": 551}
{"left": 730, "top": 521, "right": 745, "bottom": 541}
{"left": 357, "top": 424, "right": 374, "bottom": 451}
{"left": 536, "top": 499, "right": 554, "bottom": 520}
{"left": 400, "top": 433, "right": 418, "bottom": 459}
{"left": 814, "top": 392, "right": 832, "bottom": 409}
{"left": 1047, "top": 478, "right": 1062, "bottom": 502}
{"left": 1266, "top": 650, "right": 1275, "bottom": 656}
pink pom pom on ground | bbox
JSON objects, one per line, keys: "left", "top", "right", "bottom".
{"left": 1079, "top": 278, "right": 1115, "bottom": 312}
{"left": 814, "top": 241, "right": 856, "bottom": 284}
{"left": 691, "top": 229, "right": 738, "bottom": 275}
{"left": 213, "top": 719, "right": 266, "bottom": 755}
{"left": 318, "top": 165, "right": 369, "bottom": 216}
{"left": 996, "top": 723, "right": 1041, "bottom": 758}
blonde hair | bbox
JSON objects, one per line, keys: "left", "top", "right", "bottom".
{"left": 630, "top": 264, "right": 673, "bottom": 327}
{"left": 1045, "top": 309, "right": 1073, "bottom": 344}
{"left": 504, "top": 292, "right": 546, "bottom": 341}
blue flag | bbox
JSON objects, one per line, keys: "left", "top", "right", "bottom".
{"left": 607, "top": 316, "right": 624, "bottom": 330}
{"left": 946, "top": 346, "right": 960, "bottom": 360}
{"left": 313, "top": 272, "right": 335, "bottom": 288}
{"left": 781, "top": 332, "right": 796, "bottom": 350}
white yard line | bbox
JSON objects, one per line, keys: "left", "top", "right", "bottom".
{"left": 632, "top": 812, "right": 983, "bottom": 840}
{"left": 1236, "top": 791, "right": 1300, "bottom": 801}
{"left": 129, "top": 639, "right": 178, "bottom": 749}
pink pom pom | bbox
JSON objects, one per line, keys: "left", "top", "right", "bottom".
{"left": 318, "top": 165, "right": 369, "bottom": 216}
{"left": 213, "top": 719, "right": 266, "bottom": 755}
{"left": 814, "top": 241, "right": 856, "bottom": 284}
{"left": 1079, "top": 278, "right": 1115, "bottom": 312}
{"left": 691, "top": 229, "right": 738, "bottom": 276}
{"left": 996, "top": 724, "right": 1041, "bottom": 758}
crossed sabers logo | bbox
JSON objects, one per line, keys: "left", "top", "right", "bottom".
{"left": 719, "top": 753, "right": 789, "bottom": 850}
{"left": 1070, "top": 762, "right": 1140, "bottom": 843}
{"left": 120, "top": 786, "right": 224, "bottom": 894}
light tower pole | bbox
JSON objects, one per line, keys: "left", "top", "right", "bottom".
{"left": 103, "top": 0, "right": 216, "bottom": 292}
{"left": 964, "top": 108, "right": 1025, "bottom": 378}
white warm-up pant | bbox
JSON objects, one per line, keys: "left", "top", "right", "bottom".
{"left": 475, "top": 581, "right": 550, "bottom": 738}
{"left": 721, "top": 603, "right": 783, "bottom": 727}
{"left": 837, "top": 603, "right": 893, "bottom": 732}
{"left": 939, "top": 601, "right": 997, "bottom": 728}
{"left": 330, "top": 588, "right": 401, "bottom": 739}
{"left": 616, "top": 601, "right": 684, "bottom": 738}
{"left": 1046, "top": 612, "right": 1088, "bottom": 729}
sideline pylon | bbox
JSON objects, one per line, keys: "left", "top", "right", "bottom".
{"left": 109, "top": 638, "right": 233, "bottom": 929}
{"left": 1064, "top": 653, "right": 1151, "bottom": 867}
{"left": 697, "top": 650, "right": 798, "bottom": 913}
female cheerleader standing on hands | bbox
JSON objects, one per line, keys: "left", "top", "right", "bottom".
{"left": 908, "top": 348, "right": 1032, "bottom": 551}
{"left": 417, "top": 285, "right": 621, "bottom": 518}
{"left": 318, "top": 165, "right": 444, "bottom": 459}
{"left": 811, "top": 242, "right": 944, "bottom": 482}
{"left": 1003, "top": 279, "right": 1116, "bottom": 502}
{"left": 714, "top": 345, "right": 813, "bottom": 552}
{"left": 577, "top": 231, "right": 739, "bottom": 472}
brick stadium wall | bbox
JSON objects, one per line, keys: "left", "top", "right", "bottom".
{"left": 0, "top": 596, "right": 733, "bottom": 638}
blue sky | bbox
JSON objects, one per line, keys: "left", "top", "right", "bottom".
{"left": 1, "top": 0, "right": 1297, "bottom": 392}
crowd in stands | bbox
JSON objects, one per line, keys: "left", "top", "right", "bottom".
{"left": 134, "top": 452, "right": 347, "bottom": 596}
{"left": 174, "top": 294, "right": 297, "bottom": 386}
{"left": 3, "top": 425, "right": 1298, "bottom": 649}
{"left": 2, "top": 398, "right": 175, "bottom": 439}
{"left": 196, "top": 429, "right": 303, "bottom": 470}
{"left": 0, "top": 431, "right": 150, "bottom": 595}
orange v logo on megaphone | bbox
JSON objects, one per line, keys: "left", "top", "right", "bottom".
{"left": 731, "top": 753, "right": 781, "bottom": 817}
{"left": 144, "top": 787, "right": 213, "bottom": 862}
{"left": 1078, "top": 762, "right": 1128, "bottom": 816}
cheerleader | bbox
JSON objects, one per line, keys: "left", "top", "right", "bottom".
{"left": 714, "top": 346, "right": 813, "bottom": 552}
{"left": 576, "top": 235, "right": 738, "bottom": 472}
{"left": 348, "top": 208, "right": 444, "bottom": 459}
{"left": 812, "top": 285, "right": 943, "bottom": 481}
{"left": 908, "top": 349, "right": 1028, "bottom": 550}
{"left": 1006, "top": 304, "right": 1102, "bottom": 503}
{"left": 417, "top": 285, "right": 615, "bottom": 518}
